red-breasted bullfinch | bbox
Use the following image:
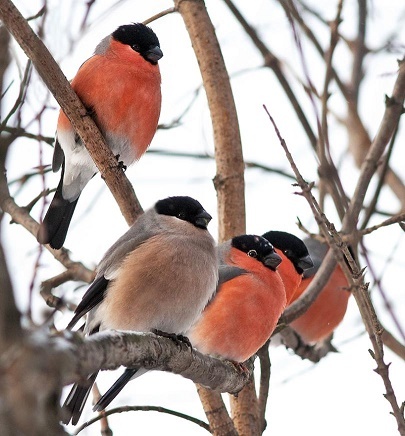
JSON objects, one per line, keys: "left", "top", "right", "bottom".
{"left": 262, "top": 231, "right": 313, "bottom": 304}
{"left": 91, "top": 234, "right": 285, "bottom": 412}
{"left": 187, "top": 234, "right": 286, "bottom": 362}
{"left": 61, "top": 196, "right": 218, "bottom": 425}
{"left": 37, "top": 23, "right": 163, "bottom": 249}
{"left": 289, "top": 238, "right": 351, "bottom": 344}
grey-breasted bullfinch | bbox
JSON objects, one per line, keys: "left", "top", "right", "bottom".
{"left": 61, "top": 196, "right": 218, "bottom": 425}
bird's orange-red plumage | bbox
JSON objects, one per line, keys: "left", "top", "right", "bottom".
{"left": 58, "top": 38, "right": 161, "bottom": 159}
{"left": 290, "top": 263, "right": 350, "bottom": 344}
{"left": 274, "top": 248, "right": 303, "bottom": 305}
{"left": 188, "top": 239, "right": 286, "bottom": 362}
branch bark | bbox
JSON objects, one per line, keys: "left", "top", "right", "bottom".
{"left": 175, "top": 0, "right": 245, "bottom": 242}
{"left": 174, "top": 1, "right": 248, "bottom": 433}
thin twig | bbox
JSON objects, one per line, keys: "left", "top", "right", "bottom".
{"left": 143, "top": 7, "right": 177, "bottom": 25}
{"left": 74, "top": 405, "right": 210, "bottom": 434}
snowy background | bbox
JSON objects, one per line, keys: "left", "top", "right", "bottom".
{"left": 2, "top": 0, "right": 405, "bottom": 435}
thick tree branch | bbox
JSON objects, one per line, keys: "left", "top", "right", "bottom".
{"left": 59, "top": 330, "right": 254, "bottom": 394}
{"left": 196, "top": 386, "right": 238, "bottom": 436}
{"left": 174, "top": 1, "right": 247, "bottom": 433}
{"left": 175, "top": 0, "right": 245, "bottom": 242}
{"left": 0, "top": 0, "right": 143, "bottom": 227}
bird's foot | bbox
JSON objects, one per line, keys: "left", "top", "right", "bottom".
{"left": 81, "top": 105, "right": 96, "bottom": 118}
{"left": 152, "top": 329, "right": 192, "bottom": 348}
{"left": 230, "top": 360, "right": 250, "bottom": 376}
{"left": 115, "top": 154, "right": 127, "bottom": 171}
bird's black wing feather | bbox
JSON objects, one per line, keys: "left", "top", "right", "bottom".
{"left": 67, "top": 276, "right": 109, "bottom": 329}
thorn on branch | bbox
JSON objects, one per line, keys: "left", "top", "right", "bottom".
{"left": 384, "top": 94, "right": 401, "bottom": 108}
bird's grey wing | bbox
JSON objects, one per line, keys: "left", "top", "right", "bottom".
{"left": 218, "top": 264, "right": 248, "bottom": 287}
{"left": 97, "top": 210, "right": 160, "bottom": 279}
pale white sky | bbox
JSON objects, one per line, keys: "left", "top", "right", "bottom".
{"left": 2, "top": 0, "right": 405, "bottom": 435}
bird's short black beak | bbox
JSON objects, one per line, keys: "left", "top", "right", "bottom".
{"left": 298, "top": 254, "right": 314, "bottom": 271}
{"left": 194, "top": 210, "right": 212, "bottom": 229}
{"left": 145, "top": 46, "right": 163, "bottom": 63}
{"left": 264, "top": 252, "right": 282, "bottom": 271}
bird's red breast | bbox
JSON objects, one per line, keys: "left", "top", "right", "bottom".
{"left": 274, "top": 248, "right": 303, "bottom": 305}
{"left": 189, "top": 247, "right": 286, "bottom": 362}
{"left": 290, "top": 264, "right": 350, "bottom": 343}
{"left": 58, "top": 38, "right": 161, "bottom": 159}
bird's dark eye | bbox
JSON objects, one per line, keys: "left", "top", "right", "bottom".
{"left": 177, "top": 212, "right": 186, "bottom": 219}
{"left": 132, "top": 44, "right": 140, "bottom": 52}
{"left": 284, "top": 249, "right": 293, "bottom": 257}
{"left": 248, "top": 250, "right": 257, "bottom": 258}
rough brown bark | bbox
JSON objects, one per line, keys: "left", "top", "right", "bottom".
{"left": 174, "top": 1, "right": 248, "bottom": 433}
{"left": 175, "top": 0, "right": 245, "bottom": 242}
{"left": 229, "top": 380, "right": 259, "bottom": 436}
{"left": 196, "top": 386, "right": 238, "bottom": 436}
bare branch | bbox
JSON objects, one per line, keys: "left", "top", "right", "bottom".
{"left": 62, "top": 331, "right": 253, "bottom": 394}
{"left": 229, "top": 380, "right": 259, "bottom": 436}
{"left": 196, "top": 386, "right": 238, "bottom": 436}
{"left": 0, "top": 167, "right": 94, "bottom": 282}
{"left": 257, "top": 342, "right": 270, "bottom": 433}
{"left": 175, "top": 0, "right": 245, "bottom": 242}
{"left": 143, "top": 7, "right": 177, "bottom": 25}
{"left": 75, "top": 404, "right": 210, "bottom": 435}
{"left": 174, "top": 1, "right": 247, "bottom": 432}
{"left": 0, "top": 142, "right": 22, "bottom": 353}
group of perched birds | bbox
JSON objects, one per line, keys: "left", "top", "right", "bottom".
{"left": 34, "top": 23, "right": 351, "bottom": 425}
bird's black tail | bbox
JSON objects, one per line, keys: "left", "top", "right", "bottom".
{"left": 37, "top": 173, "right": 79, "bottom": 250}
{"left": 61, "top": 372, "right": 98, "bottom": 426}
{"left": 93, "top": 368, "right": 138, "bottom": 412}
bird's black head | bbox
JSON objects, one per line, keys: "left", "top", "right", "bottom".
{"left": 262, "top": 231, "right": 313, "bottom": 275}
{"left": 112, "top": 23, "right": 163, "bottom": 64}
{"left": 231, "top": 234, "right": 282, "bottom": 271}
{"left": 155, "top": 196, "right": 212, "bottom": 229}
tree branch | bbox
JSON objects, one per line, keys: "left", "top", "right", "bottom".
{"left": 174, "top": 1, "right": 247, "bottom": 433}
{"left": 59, "top": 330, "right": 253, "bottom": 394}
{"left": 175, "top": 0, "right": 245, "bottom": 242}
{"left": 75, "top": 404, "right": 210, "bottom": 434}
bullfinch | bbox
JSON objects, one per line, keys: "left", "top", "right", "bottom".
{"left": 92, "top": 234, "right": 285, "bottom": 412}
{"left": 188, "top": 234, "right": 286, "bottom": 362}
{"left": 289, "top": 237, "right": 351, "bottom": 344}
{"left": 262, "top": 231, "right": 313, "bottom": 304}
{"left": 61, "top": 196, "right": 218, "bottom": 425}
{"left": 37, "top": 23, "right": 163, "bottom": 249}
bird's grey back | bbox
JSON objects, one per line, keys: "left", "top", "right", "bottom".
{"left": 97, "top": 208, "right": 160, "bottom": 279}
